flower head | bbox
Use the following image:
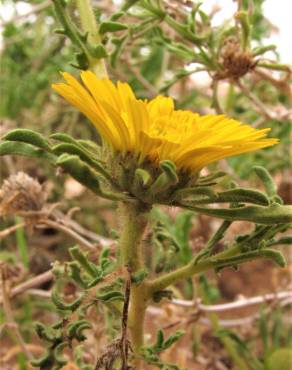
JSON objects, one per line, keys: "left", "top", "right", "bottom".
{"left": 0, "top": 172, "right": 47, "bottom": 216}
{"left": 52, "top": 71, "right": 278, "bottom": 173}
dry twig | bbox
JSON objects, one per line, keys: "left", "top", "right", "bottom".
{"left": 171, "top": 291, "right": 292, "bottom": 310}
{"left": 0, "top": 222, "right": 25, "bottom": 238}
{"left": 0, "top": 269, "right": 54, "bottom": 304}
{"left": 0, "top": 264, "right": 34, "bottom": 361}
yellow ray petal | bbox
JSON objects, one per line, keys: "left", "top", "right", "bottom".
{"left": 52, "top": 81, "right": 121, "bottom": 148}
{"left": 99, "top": 101, "right": 132, "bottom": 151}
{"left": 147, "top": 96, "right": 174, "bottom": 119}
{"left": 80, "top": 70, "right": 122, "bottom": 112}
{"left": 139, "top": 131, "right": 162, "bottom": 162}
{"left": 124, "top": 98, "right": 149, "bottom": 152}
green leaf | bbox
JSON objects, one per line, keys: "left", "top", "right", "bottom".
{"left": 50, "top": 132, "right": 79, "bottom": 144}
{"left": 35, "top": 322, "right": 57, "bottom": 342}
{"left": 213, "top": 248, "right": 286, "bottom": 270}
{"left": 180, "top": 204, "right": 292, "bottom": 225}
{"left": 54, "top": 342, "right": 67, "bottom": 366}
{"left": 252, "top": 44, "right": 276, "bottom": 56}
{"left": 175, "top": 186, "right": 215, "bottom": 200}
{"left": 216, "top": 188, "right": 270, "bottom": 206}
{"left": 215, "top": 329, "right": 248, "bottom": 352}
{"left": 70, "top": 246, "right": 100, "bottom": 278}
{"left": 52, "top": 142, "right": 111, "bottom": 182}
{"left": 3, "top": 129, "right": 51, "bottom": 151}
{"left": 152, "top": 289, "right": 173, "bottom": 303}
{"left": 156, "top": 330, "right": 164, "bottom": 349}
{"left": 163, "top": 330, "right": 184, "bottom": 350}
{"left": 110, "top": 12, "right": 125, "bottom": 21}
{"left": 174, "top": 212, "right": 193, "bottom": 263}
{"left": 199, "top": 274, "right": 220, "bottom": 303}
{"left": 131, "top": 269, "right": 148, "bottom": 284}
{"left": 271, "top": 309, "right": 283, "bottom": 350}
{"left": 75, "top": 321, "right": 91, "bottom": 341}
{"left": 96, "top": 290, "right": 124, "bottom": 302}
{"left": 259, "top": 307, "right": 269, "bottom": 353}
{"left": 195, "top": 220, "right": 231, "bottom": 263}
{"left": 141, "top": 46, "right": 164, "bottom": 84}
{"left": 0, "top": 140, "right": 56, "bottom": 164}
{"left": 51, "top": 133, "right": 103, "bottom": 161}
{"left": 68, "top": 320, "right": 91, "bottom": 340}
{"left": 57, "top": 154, "right": 129, "bottom": 201}
{"left": 51, "top": 289, "right": 83, "bottom": 311}
{"left": 134, "top": 168, "right": 152, "bottom": 187}
{"left": 179, "top": 187, "right": 270, "bottom": 206}
{"left": 30, "top": 351, "right": 52, "bottom": 368}
{"left": 74, "top": 51, "right": 89, "bottom": 70}
{"left": 68, "top": 262, "right": 88, "bottom": 288}
{"left": 236, "top": 11, "right": 251, "bottom": 49}
{"left": 110, "top": 35, "right": 127, "bottom": 67}
{"left": 197, "top": 171, "right": 227, "bottom": 185}
{"left": 90, "top": 44, "right": 108, "bottom": 59}
{"left": 15, "top": 217, "right": 29, "bottom": 268}
{"left": 268, "top": 236, "right": 292, "bottom": 246}
{"left": 254, "top": 166, "right": 277, "bottom": 197}
{"left": 99, "top": 21, "right": 128, "bottom": 34}
{"left": 57, "top": 153, "right": 101, "bottom": 192}
{"left": 149, "top": 160, "right": 178, "bottom": 195}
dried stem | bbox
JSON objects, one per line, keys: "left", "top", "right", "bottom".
{"left": 0, "top": 270, "right": 54, "bottom": 304}
{"left": 39, "top": 219, "right": 97, "bottom": 250}
{"left": 0, "top": 267, "right": 34, "bottom": 361}
{"left": 0, "top": 222, "right": 25, "bottom": 238}
{"left": 254, "top": 68, "right": 291, "bottom": 95}
{"left": 237, "top": 80, "right": 275, "bottom": 119}
{"left": 126, "top": 63, "right": 159, "bottom": 97}
{"left": 52, "top": 209, "right": 114, "bottom": 246}
{"left": 171, "top": 290, "right": 292, "bottom": 310}
{"left": 212, "top": 80, "right": 224, "bottom": 114}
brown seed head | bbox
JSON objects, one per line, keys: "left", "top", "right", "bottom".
{"left": 215, "top": 36, "right": 255, "bottom": 80}
{"left": 0, "top": 172, "right": 47, "bottom": 217}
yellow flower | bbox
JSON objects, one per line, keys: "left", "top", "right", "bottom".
{"left": 52, "top": 71, "right": 278, "bottom": 172}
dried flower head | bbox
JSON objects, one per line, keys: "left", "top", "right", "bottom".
{"left": 52, "top": 71, "right": 277, "bottom": 175}
{"left": 216, "top": 36, "right": 256, "bottom": 80}
{"left": 0, "top": 172, "right": 47, "bottom": 217}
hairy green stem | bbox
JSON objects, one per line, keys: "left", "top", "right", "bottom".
{"left": 119, "top": 202, "right": 150, "bottom": 270}
{"left": 75, "top": 0, "right": 108, "bottom": 77}
{"left": 149, "top": 241, "right": 286, "bottom": 295}
{"left": 128, "top": 284, "right": 149, "bottom": 353}
{"left": 119, "top": 202, "right": 151, "bottom": 357}
{"left": 117, "top": 200, "right": 288, "bottom": 361}
{"left": 194, "top": 219, "right": 231, "bottom": 263}
{"left": 53, "top": 0, "right": 91, "bottom": 61}
{"left": 148, "top": 246, "right": 241, "bottom": 294}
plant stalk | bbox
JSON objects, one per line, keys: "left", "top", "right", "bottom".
{"left": 128, "top": 284, "right": 148, "bottom": 353}
{"left": 118, "top": 202, "right": 151, "bottom": 359}
{"left": 75, "top": 0, "right": 108, "bottom": 77}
